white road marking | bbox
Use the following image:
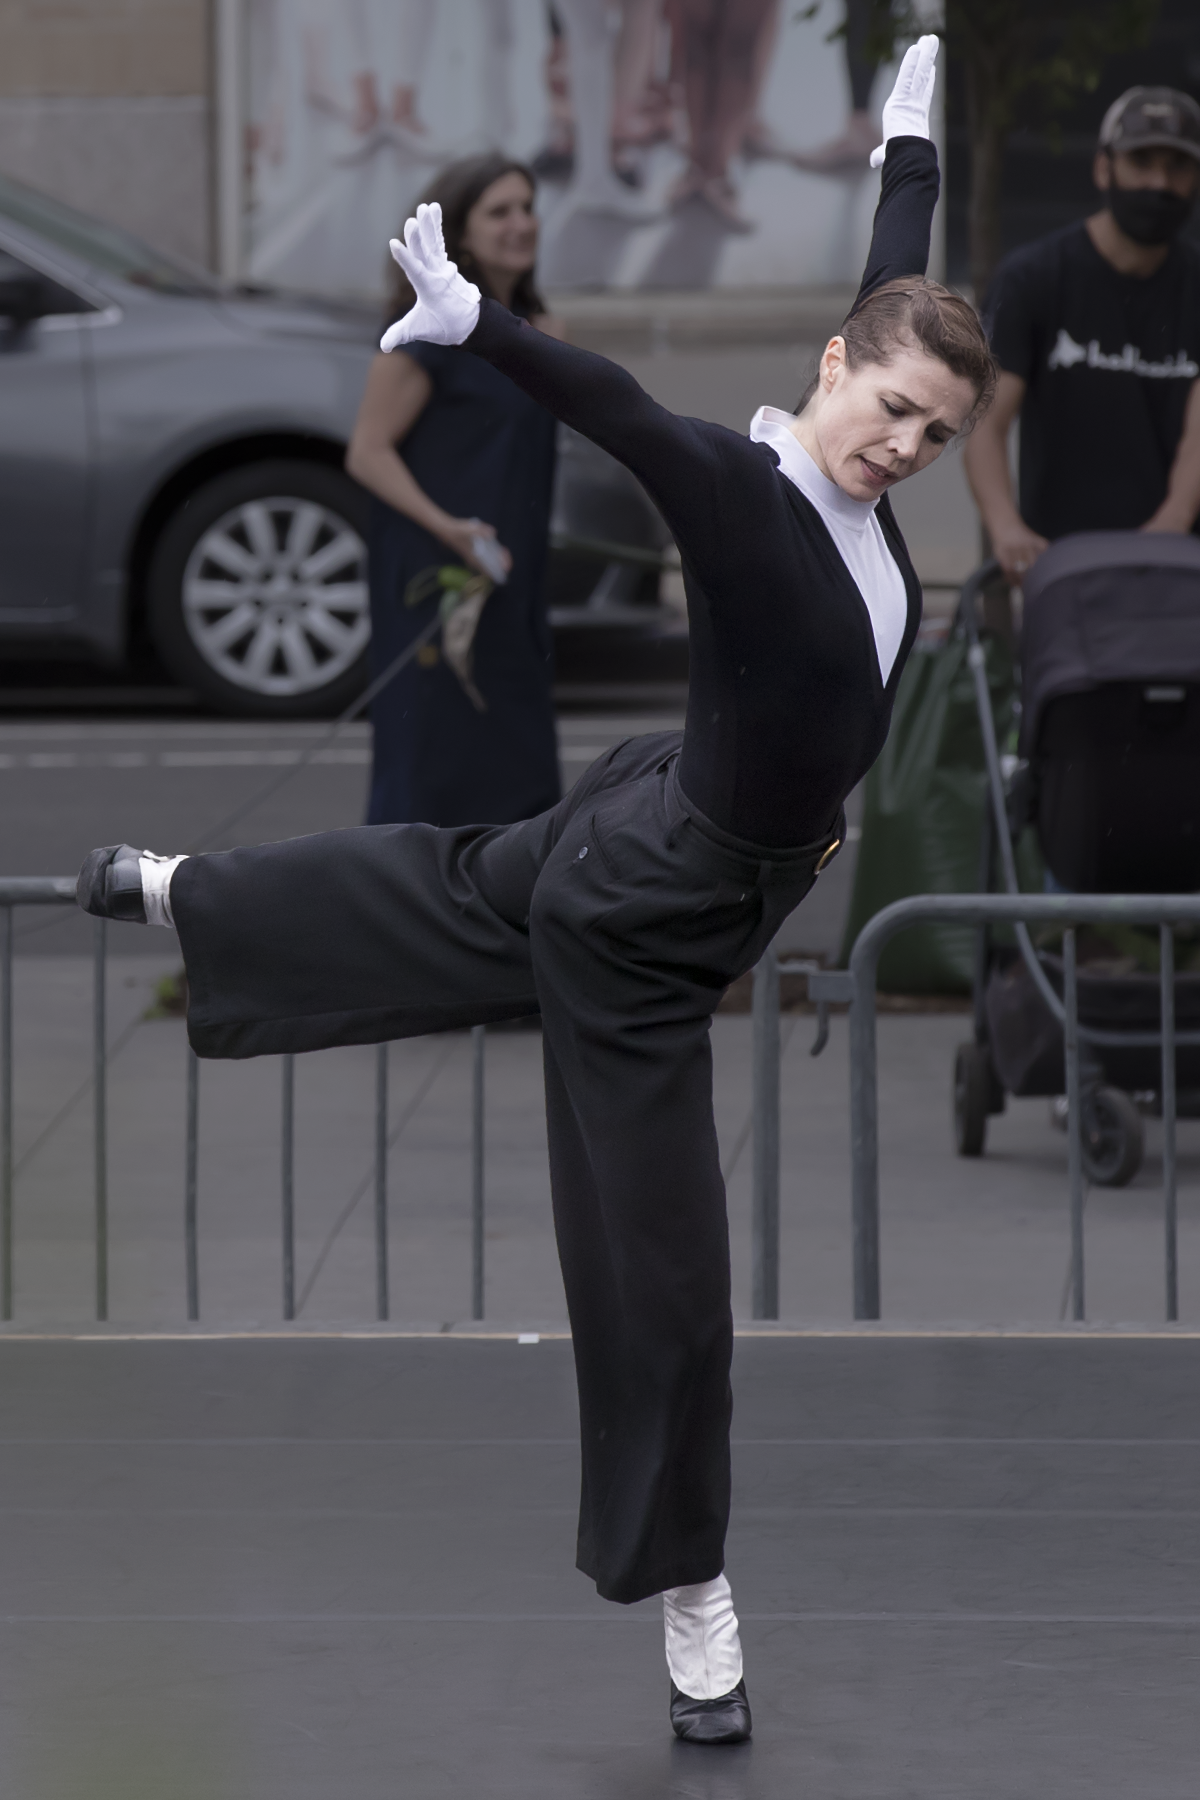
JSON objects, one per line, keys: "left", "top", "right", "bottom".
{"left": 0, "top": 748, "right": 373, "bottom": 770}
{"left": 0, "top": 727, "right": 686, "bottom": 775}
{"left": 160, "top": 749, "right": 370, "bottom": 767}
{"left": 0, "top": 745, "right": 626, "bottom": 769}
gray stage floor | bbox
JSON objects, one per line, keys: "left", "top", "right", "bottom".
{"left": 2, "top": 1331, "right": 1199, "bottom": 1798}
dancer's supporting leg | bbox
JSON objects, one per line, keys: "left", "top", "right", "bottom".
{"left": 527, "top": 757, "right": 834, "bottom": 1739}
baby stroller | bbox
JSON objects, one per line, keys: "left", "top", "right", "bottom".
{"left": 952, "top": 532, "right": 1200, "bottom": 1186}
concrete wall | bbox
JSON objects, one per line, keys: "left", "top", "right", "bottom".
{"left": 0, "top": 0, "right": 212, "bottom": 267}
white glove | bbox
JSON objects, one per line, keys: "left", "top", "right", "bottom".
{"left": 869, "top": 34, "right": 939, "bottom": 170}
{"left": 380, "top": 202, "right": 482, "bottom": 352}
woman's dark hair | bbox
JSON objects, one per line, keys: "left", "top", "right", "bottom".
{"left": 385, "top": 153, "right": 545, "bottom": 327}
{"left": 795, "top": 277, "right": 998, "bottom": 430}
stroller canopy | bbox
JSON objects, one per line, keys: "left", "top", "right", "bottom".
{"left": 1019, "top": 531, "right": 1200, "bottom": 757}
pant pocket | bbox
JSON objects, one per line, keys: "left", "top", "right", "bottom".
{"left": 588, "top": 809, "right": 625, "bottom": 881}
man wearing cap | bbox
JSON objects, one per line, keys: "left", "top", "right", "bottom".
{"left": 964, "top": 87, "right": 1200, "bottom": 580}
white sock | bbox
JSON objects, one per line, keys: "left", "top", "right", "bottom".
{"left": 138, "top": 853, "right": 188, "bottom": 928}
{"left": 662, "top": 1573, "right": 743, "bottom": 1700}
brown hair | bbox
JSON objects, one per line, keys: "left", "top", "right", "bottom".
{"left": 796, "top": 277, "right": 997, "bottom": 430}
{"left": 385, "top": 153, "right": 546, "bottom": 328}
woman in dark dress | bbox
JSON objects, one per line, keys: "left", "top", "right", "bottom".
{"left": 346, "top": 154, "right": 562, "bottom": 827}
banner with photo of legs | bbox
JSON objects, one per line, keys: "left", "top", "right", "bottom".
{"left": 240, "top": 0, "right": 941, "bottom": 298}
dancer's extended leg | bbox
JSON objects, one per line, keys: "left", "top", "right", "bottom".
{"left": 78, "top": 734, "right": 691, "bottom": 1059}
{"left": 170, "top": 817, "right": 550, "bottom": 1056}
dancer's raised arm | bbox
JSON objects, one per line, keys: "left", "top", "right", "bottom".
{"left": 380, "top": 204, "right": 723, "bottom": 555}
{"left": 853, "top": 34, "right": 941, "bottom": 309}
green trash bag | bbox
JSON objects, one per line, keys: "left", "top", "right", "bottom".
{"left": 837, "top": 625, "right": 1041, "bottom": 994}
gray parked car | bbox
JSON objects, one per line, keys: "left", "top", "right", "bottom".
{"left": 0, "top": 175, "right": 671, "bottom": 716}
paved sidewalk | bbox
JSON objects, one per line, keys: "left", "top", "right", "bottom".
{"left": 5, "top": 956, "right": 1198, "bottom": 1332}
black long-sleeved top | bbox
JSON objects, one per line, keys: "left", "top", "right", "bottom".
{"left": 466, "top": 138, "right": 940, "bottom": 847}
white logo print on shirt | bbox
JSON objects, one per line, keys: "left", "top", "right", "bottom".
{"left": 1048, "top": 327, "right": 1198, "bottom": 379}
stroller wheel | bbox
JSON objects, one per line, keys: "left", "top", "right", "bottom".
{"left": 953, "top": 1043, "right": 993, "bottom": 1157}
{"left": 1080, "top": 1087, "right": 1144, "bottom": 1188}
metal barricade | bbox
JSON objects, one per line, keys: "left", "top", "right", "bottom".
{"left": 0, "top": 880, "right": 490, "bottom": 1326}
{"left": 748, "top": 895, "right": 1200, "bottom": 1326}
{"left": 7, "top": 879, "right": 1196, "bottom": 1331}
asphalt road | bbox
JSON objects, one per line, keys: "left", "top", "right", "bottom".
{"left": 0, "top": 712, "right": 861, "bottom": 958}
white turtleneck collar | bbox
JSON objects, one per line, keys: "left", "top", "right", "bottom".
{"left": 748, "top": 404, "right": 909, "bottom": 685}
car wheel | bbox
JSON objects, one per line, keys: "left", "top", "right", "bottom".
{"left": 1079, "top": 1086, "right": 1144, "bottom": 1188}
{"left": 147, "top": 460, "right": 371, "bottom": 717}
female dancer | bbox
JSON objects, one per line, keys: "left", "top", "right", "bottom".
{"left": 347, "top": 153, "right": 562, "bottom": 828}
{"left": 80, "top": 38, "right": 994, "bottom": 1746}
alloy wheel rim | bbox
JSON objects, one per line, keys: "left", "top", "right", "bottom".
{"left": 181, "top": 495, "right": 369, "bottom": 696}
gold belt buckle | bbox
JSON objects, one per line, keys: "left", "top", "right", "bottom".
{"left": 815, "top": 837, "right": 842, "bottom": 874}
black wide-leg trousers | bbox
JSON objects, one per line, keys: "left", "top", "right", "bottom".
{"left": 172, "top": 733, "right": 840, "bottom": 1602}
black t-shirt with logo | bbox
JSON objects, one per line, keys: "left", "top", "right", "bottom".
{"left": 985, "top": 222, "right": 1200, "bottom": 538}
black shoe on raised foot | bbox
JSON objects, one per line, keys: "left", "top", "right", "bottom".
{"left": 670, "top": 1678, "right": 752, "bottom": 1745}
{"left": 76, "top": 844, "right": 146, "bottom": 923}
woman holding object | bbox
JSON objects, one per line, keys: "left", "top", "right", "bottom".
{"left": 346, "top": 153, "right": 563, "bottom": 828}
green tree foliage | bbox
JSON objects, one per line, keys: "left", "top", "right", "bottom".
{"left": 850, "top": 0, "right": 1160, "bottom": 295}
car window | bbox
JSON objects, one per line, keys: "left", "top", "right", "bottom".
{"left": 0, "top": 172, "right": 219, "bottom": 297}
{"left": 0, "top": 244, "right": 91, "bottom": 316}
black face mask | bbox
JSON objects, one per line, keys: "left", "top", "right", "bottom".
{"left": 1108, "top": 182, "right": 1195, "bottom": 246}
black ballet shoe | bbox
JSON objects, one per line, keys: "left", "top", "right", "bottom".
{"left": 670, "top": 1678, "right": 752, "bottom": 1745}
{"left": 76, "top": 844, "right": 146, "bottom": 923}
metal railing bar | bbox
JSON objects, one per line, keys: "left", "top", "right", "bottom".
{"left": 374, "top": 1042, "right": 388, "bottom": 1323}
{"left": 1063, "top": 928, "right": 1084, "bottom": 1322}
{"left": 93, "top": 917, "right": 107, "bottom": 1323}
{"left": 1, "top": 905, "right": 11, "bottom": 1322}
{"left": 851, "top": 894, "right": 1200, "bottom": 949}
{"left": 471, "top": 1025, "right": 485, "bottom": 1322}
{"left": 0, "top": 879, "right": 90, "bottom": 954}
{"left": 751, "top": 949, "right": 781, "bottom": 1320}
{"left": 185, "top": 1047, "right": 199, "bottom": 1322}
{"left": 849, "top": 939, "right": 881, "bottom": 1320}
{"left": 281, "top": 1054, "right": 295, "bottom": 1321}
{"left": 0, "top": 878, "right": 76, "bottom": 905}
{"left": 1162, "top": 926, "right": 1178, "bottom": 1323}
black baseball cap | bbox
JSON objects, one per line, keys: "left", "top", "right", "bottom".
{"left": 1098, "top": 87, "right": 1200, "bottom": 162}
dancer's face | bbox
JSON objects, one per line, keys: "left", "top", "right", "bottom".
{"left": 461, "top": 173, "right": 539, "bottom": 288}
{"left": 802, "top": 336, "right": 977, "bottom": 502}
